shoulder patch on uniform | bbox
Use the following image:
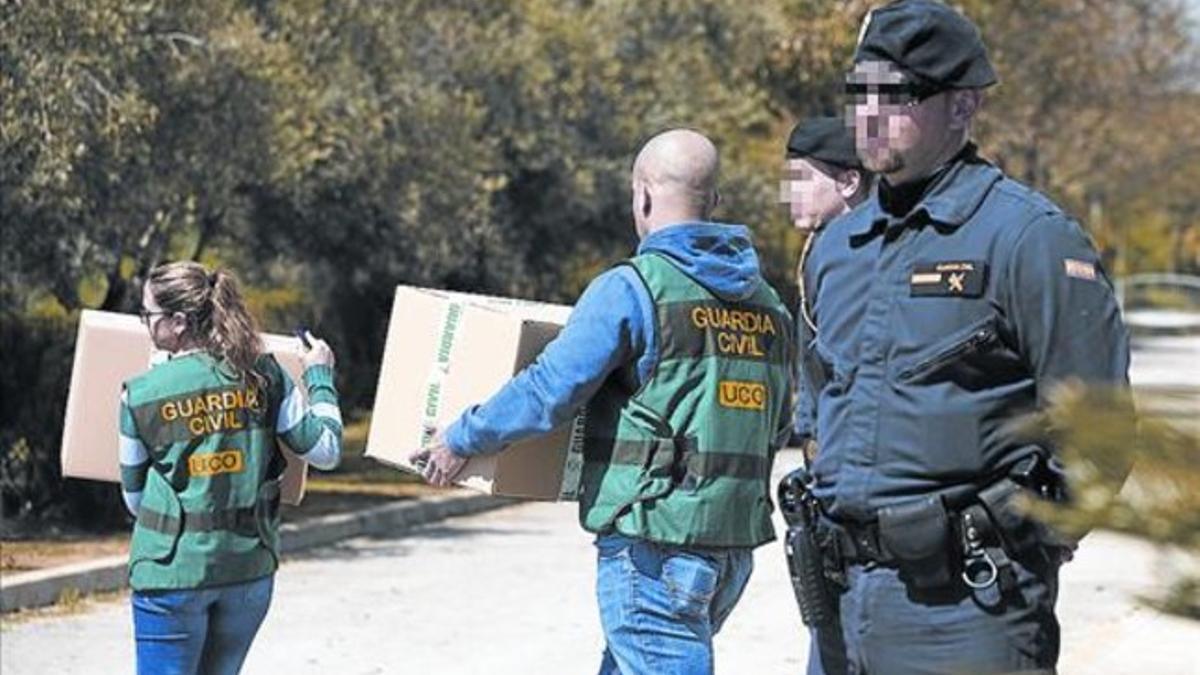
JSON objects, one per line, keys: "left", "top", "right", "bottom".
{"left": 1064, "top": 258, "right": 1097, "bottom": 281}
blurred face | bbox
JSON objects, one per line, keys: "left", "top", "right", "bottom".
{"left": 779, "top": 158, "right": 851, "bottom": 231}
{"left": 845, "top": 60, "right": 953, "bottom": 183}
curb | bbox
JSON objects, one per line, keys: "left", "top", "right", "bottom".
{"left": 1, "top": 492, "right": 517, "bottom": 613}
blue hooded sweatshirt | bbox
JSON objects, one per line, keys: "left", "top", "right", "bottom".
{"left": 445, "top": 222, "right": 767, "bottom": 456}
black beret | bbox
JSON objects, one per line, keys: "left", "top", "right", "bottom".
{"left": 785, "top": 117, "right": 863, "bottom": 171}
{"left": 854, "top": 0, "right": 997, "bottom": 91}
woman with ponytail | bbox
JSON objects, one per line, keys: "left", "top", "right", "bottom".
{"left": 119, "top": 261, "right": 342, "bottom": 675}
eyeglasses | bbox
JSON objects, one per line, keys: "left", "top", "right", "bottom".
{"left": 139, "top": 309, "right": 168, "bottom": 326}
{"left": 844, "top": 81, "right": 939, "bottom": 108}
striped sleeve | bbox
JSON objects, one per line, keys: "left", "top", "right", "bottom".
{"left": 277, "top": 365, "right": 343, "bottom": 470}
{"left": 118, "top": 389, "right": 150, "bottom": 516}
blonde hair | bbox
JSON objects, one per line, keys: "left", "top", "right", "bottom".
{"left": 146, "top": 262, "right": 265, "bottom": 389}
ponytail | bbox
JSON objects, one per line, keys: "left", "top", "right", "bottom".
{"left": 145, "top": 262, "right": 265, "bottom": 391}
{"left": 206, "top": 270, "right": 266, "bottom": 391}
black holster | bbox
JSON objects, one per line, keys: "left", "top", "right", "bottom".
{"left": 779, "top": 470, "right": 838, "bottom": 627}
{"left": 977, "top": 453, "right": 1076, "bottom": 565}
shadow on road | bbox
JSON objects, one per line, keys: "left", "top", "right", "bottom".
{"left": 283, "top": 522, "right": 551, "bottom": 563}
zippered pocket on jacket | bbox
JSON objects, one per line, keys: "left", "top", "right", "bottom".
{"left": 897, "top": 318, "right": 999, "bottom": 382}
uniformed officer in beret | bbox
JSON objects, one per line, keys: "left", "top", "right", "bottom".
{"left": 780, "top": 117, "right": 872, "bottom": 452}
{"left": 790, "top": 1, "right": 1131, "bottom": 673}
{"left": 782, "top": 117, "right": 871, "bottom": 235}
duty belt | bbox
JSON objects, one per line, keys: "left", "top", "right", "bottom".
{"left": 820, "top": 518, "right": 896, "bottom": 565}
{"left": 819, "top": 500, "right": 1032, "bottom": 593}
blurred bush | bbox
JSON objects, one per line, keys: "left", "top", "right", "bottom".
{"left": 1022, "top": 383, "right": 1200, "bottom": 617}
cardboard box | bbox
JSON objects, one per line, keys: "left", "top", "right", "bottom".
{"left": 365, "top": 286, "right": 585, "bottom": 500}
{"left": 61, "top": 310, "right": 310, "bottom": 505}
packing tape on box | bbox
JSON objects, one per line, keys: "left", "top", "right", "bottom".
{"left": 557, "top": 408, "right": 587, "bottom": 501}
{"left": 418, "top": 301, "right": 465, "bottom": 448}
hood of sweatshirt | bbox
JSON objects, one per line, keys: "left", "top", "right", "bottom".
{"left": 636, "top": 221, "right": 763, "bottom": 302}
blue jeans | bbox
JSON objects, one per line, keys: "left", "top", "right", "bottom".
{"left": 595, "top": 533, "right": 754, "bottom": 675}
{"left": 807, "top": 554, "right": 1060, "bottom": 675}
{"left": 132, "top": 574, "right": 274, "bottom": 675}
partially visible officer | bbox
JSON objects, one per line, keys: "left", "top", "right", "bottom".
{"left": 411, "top": 128, "right": 795, "bottom": 674}
{"left": 786, "top": 1, "right": 1131, "bottom": 673}
{"left": 780, "top": 117, "right": 872, "bottom": 452}
{"left": 782, "top": 117, "right": 871, "bottom": 235}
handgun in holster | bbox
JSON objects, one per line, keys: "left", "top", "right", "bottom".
{"left": 778, "top": 468, "right": 839, "bottom": 627}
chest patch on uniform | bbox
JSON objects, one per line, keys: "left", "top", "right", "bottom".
{"left": 718, "top": 380, "right": 766, "bottom": 411}
{"left": 910, "top": 260, "right": 987, "bottom": 297}
{"left": 1064, "top": 258, "right": 1097, "bottom": 281}
{"left": 189, "top": 449, "right": 245, "bottom": 477}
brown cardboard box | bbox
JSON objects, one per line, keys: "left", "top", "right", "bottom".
{"left": 60, "top": 310, "right": 310, "bottom": 504}
{"left": 365, "top": 286, "right": 585, "bottom": 500}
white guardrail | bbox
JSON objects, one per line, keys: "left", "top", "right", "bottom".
{"left": 1115, "top": 273, "right": 1200, "bottom": 333}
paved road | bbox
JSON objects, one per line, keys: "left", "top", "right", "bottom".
{"left": 4, "top": 336, "right": 1198, "bottom": 674}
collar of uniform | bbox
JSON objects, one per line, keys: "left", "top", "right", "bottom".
{"left": 847, "top": 190, "right": 888, "bottom": 243}
{"left": 917, "top": 145, "right": 1001, "bottom": 227}
{"left": 848, "top": 144, "right": 1001, "bottom": 242}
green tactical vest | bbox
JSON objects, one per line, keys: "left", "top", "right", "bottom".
{"left": 124, "top": 352, "right": 287, "bottom": 591}
{"left": 578, "top": 253, "right": 794, "bottom": 548}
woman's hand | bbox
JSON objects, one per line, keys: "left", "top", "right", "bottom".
{"left": 300, "top": 331, "right": 336, "bottom": 369}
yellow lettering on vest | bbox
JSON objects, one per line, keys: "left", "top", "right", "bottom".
{"left": 692, "top": 306, "right": 776, "bottom": 338}
{"left": 188, "top": 450, "right": 245, "bottom": 477}
{"left": 165, "top": 386, "right": 263, "bottom": 437}
{"left": 717, "top": 332, "right": 735, "bottom": 353}
{"left": 188, "top": 417, "right": 206, "bottom": 436}
{"left": 716, "top": 332, "right": 764, "bottom": 356}
{"left": 206, "top": 413, "right": 224, "bottom": 431}
{"left": 761, "top": 314, "right": 776, "bottom": 335}
{"left": 733, "top": 311, "right": 749, "bottom": 333}
{"left": 739, "top": 334, "right": 765, "bottom": 356}
{"left": 718, "top": 380, "right": 767, "bottom": 411}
